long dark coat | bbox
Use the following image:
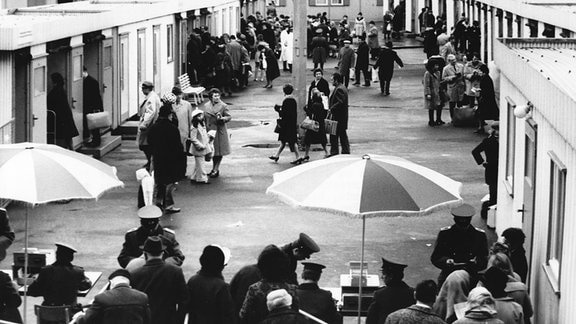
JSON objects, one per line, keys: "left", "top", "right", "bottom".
{"left": 355, "top": 41, "right": 370, "bottom": 70}
{"left": 258, "top": 307, "right": 309, "bottom": 324}
{"left": 131, "top": 259, "right": 188, "bottom": 324}
{"left": 229, "top": 264, "right": 262, "bottom": 320}
{"left": 375, "top": 47, "right": 404, "bottom": 81}
{"left": 264, "top": 48, "right": 280, "bottom": 81}
{"left": 0, "top": 272, "right": 22, "bottom": 323}
{"left": 47, "top": 85, "right": 79, "bottom": 139}
{"left": 307, "top": 78, "right": 330, "bottom": 106}
{"left": 117, "top": 225, "right": 185, "bottom": 268}
{"left": 472, "top": 135, "right": 499, "bottom": 185}
{"left": 27, "top": 261, "right": 92, "bottom": 306}
{"left": 83, "top": 75, "right": 103, "bottom": 112}
{"left": 304, "top": 101, "right": 327, "bottom": 145}
{"left": 338, "top": 47, "right": 355, "bottom": 75}
{"left": 477, "top": 75, "right": 499, "bottom": 120}
{"left": 239, "top": 280, "right": 299, "bottom": 324}
{"left": 366, "top": 281, "right": 415, "bottom": 324}
{"left": 147, "top": 117, "right": 185, "bottom": 185}
{"left": 297, "top": 283, "right": 342, "bottom": 324}
{"left": 328, "top": 84, "right": 349, "bottom": 130}
{"left": 77, "top": 283, "right": 150, "bottom": 324}
{"left": 186, "top": 270, "right": 236, "bottom": 324}
{"left": 215, "top": 51, "right": 233, "bottom": 89}
{"left": 276, "top": 96, "right": 298, "bottom": 145}
{"left": 311, "top": 36, "right": 328, "bottom": 64}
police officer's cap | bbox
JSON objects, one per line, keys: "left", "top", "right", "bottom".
{"left": 302, "top": 262, "right": 326, "bottom": 274}
{"left": 55, "top": 242, "right": 77, "bottom": 254}
{"left": 451, "top": 203, "right": 475, "bottom": 218}
{"left": 293, "top": 233, "right": 320, "bottom": 253}
{"left": 381, "top": 257, "right": 407, "bottom": 273}
{"left": 138, "top": 205, "right": 162, "bottom": 219}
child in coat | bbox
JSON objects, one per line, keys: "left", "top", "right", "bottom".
{"left": 189, "top": 109, "right": 213, "bottom": 184}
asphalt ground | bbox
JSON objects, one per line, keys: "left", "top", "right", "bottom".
{"left": 7, "top": 43, "right": 497, "bottom": 322}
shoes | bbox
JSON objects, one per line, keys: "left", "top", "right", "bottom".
{"left": 269, "top": 156, "right": 279, "bottom": 163}
{"left": 190, "top": 179, "right": 210, "bottom": 184}
{"left": 290, "top": 158, "right": 304, "bottom": 165}
{"left": 208, "top": 170, "right": 220, "bottom": 178}
{"left": 165, "top": 206, "right": 181, "bottom": 214}
{"left": 428, "top": 121, "right": 436, "bottom": 127}
{"left": 384, "top": 92, "right": 390, "bottom": 96}
{"left": 363, "top": 84, "right": 371, "bottom": 87}
{"left": 353, "top": 83, "right": 361, "bottom": 86}
{"left": 266, "top": 84, "right": 273, "bottom": 88}
{"left": 263, "top": 84, "right": 270, "bottom": 88}
{"left": 436, "top": 120, "right": 446, "bottom": 125}
{"left": 302, "top": 156, "right": 310, "bottom": 162}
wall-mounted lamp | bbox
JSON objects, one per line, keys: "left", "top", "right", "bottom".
{"left": 514, "top": 102, "right": 533, "bottom": 119}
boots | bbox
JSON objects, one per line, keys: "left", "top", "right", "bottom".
{"left": 428, "top": 110, "right": 435, "bottom": 127}
{"left": 436, "top": 108, "right": 445, "bottom": 125}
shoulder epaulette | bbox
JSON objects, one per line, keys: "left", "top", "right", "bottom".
{"left": 440, "top": 226, "right": 451, "bottom": 231}
{"left": 126, "top": 227, "right": 138, "bottom": 233}
{"left": 163, "top": 228, "right": 175, "bottom": 235}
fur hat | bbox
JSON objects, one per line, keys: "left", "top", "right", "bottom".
{"left": 266, "top": 289, "right": 293, "bottom": 311}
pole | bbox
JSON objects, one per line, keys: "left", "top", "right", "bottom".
{"left": 357, "top": 215, "right": 366, "bottom": 324}
{"left": 292, "top": 0, "right": 307, "bottom": 126}
{"left": 23, "top": 207, "right": 30, "bottom": 324}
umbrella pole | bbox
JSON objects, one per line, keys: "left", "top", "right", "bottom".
{"left": 23, "top": 207, "right": 29, "bottom": 324}
{"left": 357, "top": 215, "right": 366, "bottom": 324}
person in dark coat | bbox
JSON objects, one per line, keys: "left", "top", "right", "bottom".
{"left": 259, "top": 289, "right": 308, "bottom": 324}
{"left": 147, "top": 99, "right": 185, "bottom": 213}
{"left": 303, "top": 91, "right": 328, "bottom": 160}
{"left": 423, "top": 28, "right": 439, "bottom": 58}
{"left": 118, "top": 205, "right": 185, "bottom": 269}
{"left": 0, "top": 208, "right": 15, "bottom": 263}
{"left": 269, "top": 84, "right": 301, "bottom": 164}
{"left": 74, "top": 269, "right": 150, "bottom": 324}
{"left": 28, "top": 243, "right": 92, "bottom": 309}
{"left": 472, "top": 122, "right": 499, "bottom": 217}
{"left": 261, "top": 23, "right": 277, "bottom": 50}
{"left": 366, "top": 258, "right": 416, "bottom": 324}
{"left": 475, "top": 65, "right": 499, "bottom": 133}
{"left": 261, "top": 43, "right": 280, "bottom": 88}
{"left": 297, "top": 263, "right": 342, "bottom": 324}
{"left": 385, "top": 280, "right": 445, "bottom": 324}
{"left": 374, "top": 41, "right": 404, "bottom": 95}
{"left": 353, "top": 35, "right": 371, "bottom": 87}
{"left": 501, "top": 228, "right": 528, "bottom": 283}
{"left": 200, "top": 41, "right": 217, "bottom": 87}
{"left": 131, "top": 236, "right": 188, "bottom": 324}
{"left": 311, "top": 30, "right": 329, "bottom": 71}
{"left": 328, "top": 72, "right": 350, "bottom": 156}
{"left": 467, "top": 21, "right": 481, "bottom": 56}
{"left": 187, "top": 31, "right": 203, "bottom": 85}
{"left": 338, "top": 40, "right": 355, "bottom": 88}
{"left": 0, "top": 263, "right": 22, "bottom": 323}
{"left": 307, "top": 69, "right": 330, "bottom": 106}
{"left": 430, "top": 204, "right": 489, "bottom": 287}
{"left": 214, "top": 44, "right": 233, "bottom": 97}
{"left": 186, "top": 245, "right": 236, "bottom": 324}
{"left": 47, "top": 72, "right": 79, "bottom": 149}
{"left": 82, "top": 67, "right": 104, "bottom": 147}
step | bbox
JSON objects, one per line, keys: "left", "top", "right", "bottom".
{"left": 77, "top": 134, "right": 122, "bottom": 159}
{"left": 112, "top": 120, "right": 139, "bottom": 140}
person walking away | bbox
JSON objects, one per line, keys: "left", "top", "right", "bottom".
{"left": 147, "top": 101, "right": 184, "bottom": 214}
{"left": 269, "top": 84, "right": 301, "bottom": 164}
{"left": 131, "top": 236, "right": 188, "bottom": 324}
{"left": 375, "top": 41, "right": 404, "bottom": 96}
{"left": 82, "top": 67, "right": 104, "bottom": 147}
{"left": 423, "top": 28, "right": 439, "bottom": 58}
{"left": 47, "top": 72, "right": 79, "bottom": 150}
{"left": 260, "top": 43, "right": 280, "bottom": 88}
{"left": 442, "top": 54, "right": 465, "bottom": 122}
{"left": 186, "top": 245, "right": 236, "bottom": 324}
{"left": 189, "top": 109, "right": 213, "bottom": 184}
{"left": 297, "top": 262, "right": 342, "bottom": 324}
{"left": 260, "top": 289, "right": 309, "bottom": 324}
{"left": 418, "top": 8, "right": 427, "bottom": 35}
{"left": 311, "top": 28, "right": 329, "bottom": 72}
{"left": 73, "top": 269, "right": 150, "bottom": 324}
{"left": 367, "top": 21, "right": 380, "bottom": 59}
{"left": 303, "top": 91, "right": 328, "bottom": 160}
{"left": 354, "top": 35, "right": 371, "bottom": 87}
{"left": 475, "top": 64, "right": 499, "bottom": 133}
{"left": 214, "top": 44, "right": 233, "bottom": 97}
{"left": 423, "top": 60, "right": 443, "bottom": 126}
{"left": 187, "top": 31, "right": 203, "bottom": 85}
{"left": 136, "top": 81, "right": 161, "bottom": 170}
{"left": 202, "top": 88, "right": 232, "bottom": 178}
{"left": 338, "top": 40, "right": 355, "bottom": 88}
{"left": 472, "top": 122, "right": 499, "bottom": 218}
{"left": 385, "top": 280, "right": 446, "bottom": 324}
{"left": 171, "top": 86, "right": 193, "bottom": 179}
{"left": 328, "top": 73, "right": 350, "bottom": 156}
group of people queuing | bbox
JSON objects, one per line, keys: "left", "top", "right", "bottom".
{"left": 422, "top": 12, "right": 481, "bottom": 62}
{"left": 136, "top": 82, "right": 231, "bottom": 213}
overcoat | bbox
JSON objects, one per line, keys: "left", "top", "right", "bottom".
{"left": 275, "top": 96, "right": 298, "bottom": 145}
{"left": 385, "top": 305, "right": 446, "bottom": 324}
{"left": 477, "top": 75, "right": 499, "bottom": 120}
{"left": 311, "top": 36, "right": 328, "bottom": 64}
{"left": 423, "top": 71, "right": 442, "bottom": 110}
{"left": 229, "top": 264, "right": 262, "bottom": 319}
{"left": 264, "top": 48, "right": 281, "bottom": 81}
{"left": 308, "top": 78, "right": 330, "bottom": 106}
{"left": 442, "top": 63, "right": 465, "bottom": 103}
{"left": 297, "top": 283, "right": 342, "bottom": 324}
{"left": 27, "top": 261, "right": 92, "bottom": 306}
{"left": 367, "top": 26, "right": 380, "bottom": 49}
{"left": 117, "top": 225, "right": 185, "bottom": 268}
{"left": 239, "top": 280, "right": 299, "bottom": 324}
{"left": 355, "top": 41, "right": 370, "bottom": 70}
{"left": 0, "top": 271, "right": 22, "bottom": 323}
{"left": 203, "top": 101, "right": 232, "bottom": 156}
{"left": 366, "top": 281, "right": 416, "bottom": 324}
{"left": 328, "top": 84, "right": 349, "bottom": 131}
{"left": 77, "top": 283, "right": 150, "bottom": 324}
{"left": 147, "top": 117, "right": 185, "bottom": 185}
{"left": 338, "top": 47, "right": 356, "bottom": 76}
{"left": 47, "top": 85, "right": 79, "bottom": 139}
{"left": 136, "top": 91, "right": 161, "bottom": 147}
{"left": 375, "top": 48, "right": 404, "bottom": 81}
{"left": 186, "top": 270, "right": 236, "bottom": 324}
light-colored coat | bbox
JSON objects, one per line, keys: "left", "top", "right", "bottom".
{"left": 463, "top": 62, "right": 485, "bottom": 96}
{"left": 442, "top": 63, "right": 465, "bottom": 102}
{"left": 173, "top": 100, "right": 193, "bottom": 149}
{"left": 136, "top": 91, "right": 161, "bottom": 146}
{"left": 202, "top": 101, "right": 231, "bottom": 156}
{"left": 189, "top": 124, "right": 212, "bottom": 157}
{"left": 424, "top": 70, "right": 442, "bottom": 110}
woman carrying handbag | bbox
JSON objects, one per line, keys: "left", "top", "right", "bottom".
{"left": 303, "top": 90, "right": 328, "bottom": 160}
{"left": 269, "top": 84, "right": 302, "bottom": 164}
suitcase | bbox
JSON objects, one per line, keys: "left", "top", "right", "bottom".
{"left": 86, "top": 111, "right": 112, "bottom": 130}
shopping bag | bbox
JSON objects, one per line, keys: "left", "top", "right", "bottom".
{"left": 86, "top": 111, "right": 111, "bottom": 130}
{"left": 371, "top": 67, "right": 379, "bottom": 82}
{"left": 324, "top": 115, "right": 338, "bottom": 135}
{"left": 349, "top": 68, "right": 355, "bottom": 80}
{"left": 321, "top": 95, "right": 329, "bottom": 110}
{"left": 300, "top": 117, "right": 319, "bottom": 132}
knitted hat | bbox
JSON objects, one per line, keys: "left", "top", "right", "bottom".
{"left": 266, "top": 289, "right": 293, "bottom": 311}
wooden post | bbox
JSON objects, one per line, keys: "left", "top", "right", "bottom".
{"left": 292, "top": 0, "right": 307, "bottom": 126}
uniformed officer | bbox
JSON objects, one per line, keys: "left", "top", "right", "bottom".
{"left": 472, "top": 122, "right": 499, "bottom": 218}
{"left": 430, "top": 203, "right": 488, "bottom": 287}
{"left": 280, "top": 233, "right": 321, "bottom": 285}
{"left": 117, "top": 205, "right": 184, "bottom": 269}
{"left": 366, "top": 258, "right": 415, "bottom": 324}
{"left": 297, "top": 262, "right": 342, "bottom": 324}
{"left": 28, "top": 243, "right": 92, "bottom": 309}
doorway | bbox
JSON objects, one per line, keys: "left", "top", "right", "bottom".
{"left": 119, "top": 34, "right": 130, "bottom": 121}
{"left": 522, "top": 119, "right": 537, "bottom": 286}
{"left": 14, "top": 49, "right": 31, "bottom": 143}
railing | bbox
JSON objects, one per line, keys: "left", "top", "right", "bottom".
{"left": 299, "top": 309, "right": 328, "bottom": 324}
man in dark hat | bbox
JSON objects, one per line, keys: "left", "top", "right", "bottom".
{"left": 374, "top": 41, "right": 404, "bottom": 96}
{"left": 28, "top": 243, "right": 92, "bottom": 309}
{"left": 131, "top": 236, "right": 188, "bottom": 324}
{"left": 472, "top": 122, "right": 499, "bottom": 218}
{"left": 366, "top": 258, "right": 415, "bottom": 324}
{"left": 385, "top": 280, "right": 445, "bottom": 324}
{"left": 117, "top": 205, "right": 185, "bottom": 269}
{"left": 136, "top": 81, "right": 161, "bottom": 170}
{"left": 297, "top": 262, "right": 342, "bottom": 324}
{"left": 430, "top": 203, "right": 488, "bottom": 286}
{"left": 74, "top": 269, "right": 150, "bottom": 324}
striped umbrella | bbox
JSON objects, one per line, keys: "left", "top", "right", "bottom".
{"left": 0, "top": 142, "right": 124, "bottom": 322}
{"left": 266, "top": 154, "right": 463, "bottom": 322}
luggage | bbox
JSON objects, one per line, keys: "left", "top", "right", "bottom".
{"left": 86, "top": 111, "right": 112, "bottom": 130}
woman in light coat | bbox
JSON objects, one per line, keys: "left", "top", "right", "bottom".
{"left": 202, "top": 89, "right": 231, "bottom": 178}
{"left": 423, "top": 59, "right": 443, "bottom": 126}
{"left": 442, "top": 54, "right": 465, "bottom": 120}
{"left": 189, "top": 109, "right": 212, "bottom": 184}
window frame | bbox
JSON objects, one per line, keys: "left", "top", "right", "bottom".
{"left": 315, "top": 0, "right": 328, "bottom": 5}
{"left": 505, "top": 96, "right": 516, "bottom": 196}
{"left": 167, "top": 24, "right": 174, "bottom": 63}
{"left": 331, "top": 0, "right": 343, "bottom": 5}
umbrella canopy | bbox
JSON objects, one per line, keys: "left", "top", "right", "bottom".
{"left": 0, "top": 142, "right": 124, "bottom": 204}
{"left": 266, "top": 154, "right": 463, "bottom": 218}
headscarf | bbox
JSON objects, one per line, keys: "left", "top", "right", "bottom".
{"left": 464, "top": 287, "right": 498, "bottom": 318}
{"left": 433, "top": 270, "right": 471, "bottom": 320}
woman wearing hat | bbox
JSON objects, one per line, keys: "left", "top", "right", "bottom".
{"left": 188, "top": 109, "right": 213, "bottom": 184}
{"left": 203, "top": 89, "right": 232, "bottom": 178}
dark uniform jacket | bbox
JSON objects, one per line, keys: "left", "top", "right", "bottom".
{"left": 280, "top": 243, "right": 301, "bottom": 285}
{"left": 328, "top": 84, "right": 349, "bottom": 131}
{"left": 366, "top": 281, "right": 415, "bottom": 324}
{"left": 186, "top": 270, "right": 236, "bottom": 324}
{"left": 118, "top": 225, "right": 184, "bottom": 268}
{"left": 297, "top": 283, "right": 342, "bottom": 324}
{"left": 258, "top": 307, "right": 309, "bottom": 324}
{"left": 430, "top": 225, "right": 488, "bottom": 284}
{"left": 0, "top": 271, "right": 22, "bottom": 323}
{"left": 131, "top": 258, "right": 188, "bottom": 324}
{"left": 230, "top": 264, "right": 262, "bottom": 320}
{"left": 27, "top": 261, "right": 92, "bottom": 306}
{"left": 472, "top": 135, "right": 499, "bottom": 185}
{"left": 375, "top": 48, "right": 404, "bottom": 80}
{"left": 385, "top": 305, "right": 446, "bottom": 324}
{"left": 77, "top": 283, "right": 150, "bottom": 324}
{"left": 83, "top": 75, "right": 103, "bottom": 113}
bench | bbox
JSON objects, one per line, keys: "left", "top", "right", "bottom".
{"left": 177, "top": 73, "right": 205, "bottom": 106}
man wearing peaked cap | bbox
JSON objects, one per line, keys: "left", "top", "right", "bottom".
{"left": 430, "top": 203, "right": 488, "bottom": 287}
{"left": 366, "top": 258, "right": 415, "bottom": 324}
{"left": 297, "top": 262, "right": 342, "bottom": 324}
{"left": 117, "top": 205, "right": 185, "bottom": 269}
{"left": 28, "top": 242, "right": 92, "bottom": 309}
{"left": 137, "top": 80, "right": 161, "bottom": 170}
{"left": 280, "top": 233, "right": 320, "bottom": 285}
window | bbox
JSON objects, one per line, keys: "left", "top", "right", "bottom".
{"left": 331, "top": 0, "right": 343, "bottom": 4}
{"left": 546, "top": 151, "right": 566, "bottom": 292}
{"left": 505, "top": 97, "right": 516, "bottom": 195}
{"left": 167, "top": 24, "right": 174, "bottom": 63}
{"left": 315, "top": 0, "right": 328, "bottom": 5}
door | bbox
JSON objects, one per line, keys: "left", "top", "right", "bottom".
{"left": 522, "top": 119, "right": 537, "bottom": 285}
{"left": 70, "top": 47, "right": 84, "bottom": 148}
{"left": 119, "top": 34, "right": 130, "bottom": 121}
{"left": 153, "top": 25, "right": 161, "bottom": 89}
{"left": 102, "top": 38, "right": 114, "bottom": 125}
{"left": 137, "top": 29, "right": 146, "bottom": 109}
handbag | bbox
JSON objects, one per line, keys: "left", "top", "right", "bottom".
{"left": 349, "top": 68, "right": 355, "bottom": 80}
{"left": 321, "top": 95, "right": 329, "bottom": 111}
{"left": 371, "top": 67, "right": 379, "bottom": 82}
{"left": 300, "top": 116, "right": 319, "bottom": 132}
{"left": 324, "top": 113, "right": 338, "bottom": 135}
{"left": 86, "top": 111, "right": 111, "bottom": 130}
{"left": 274, "top": 118, "right": 282, "bottom": 133}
